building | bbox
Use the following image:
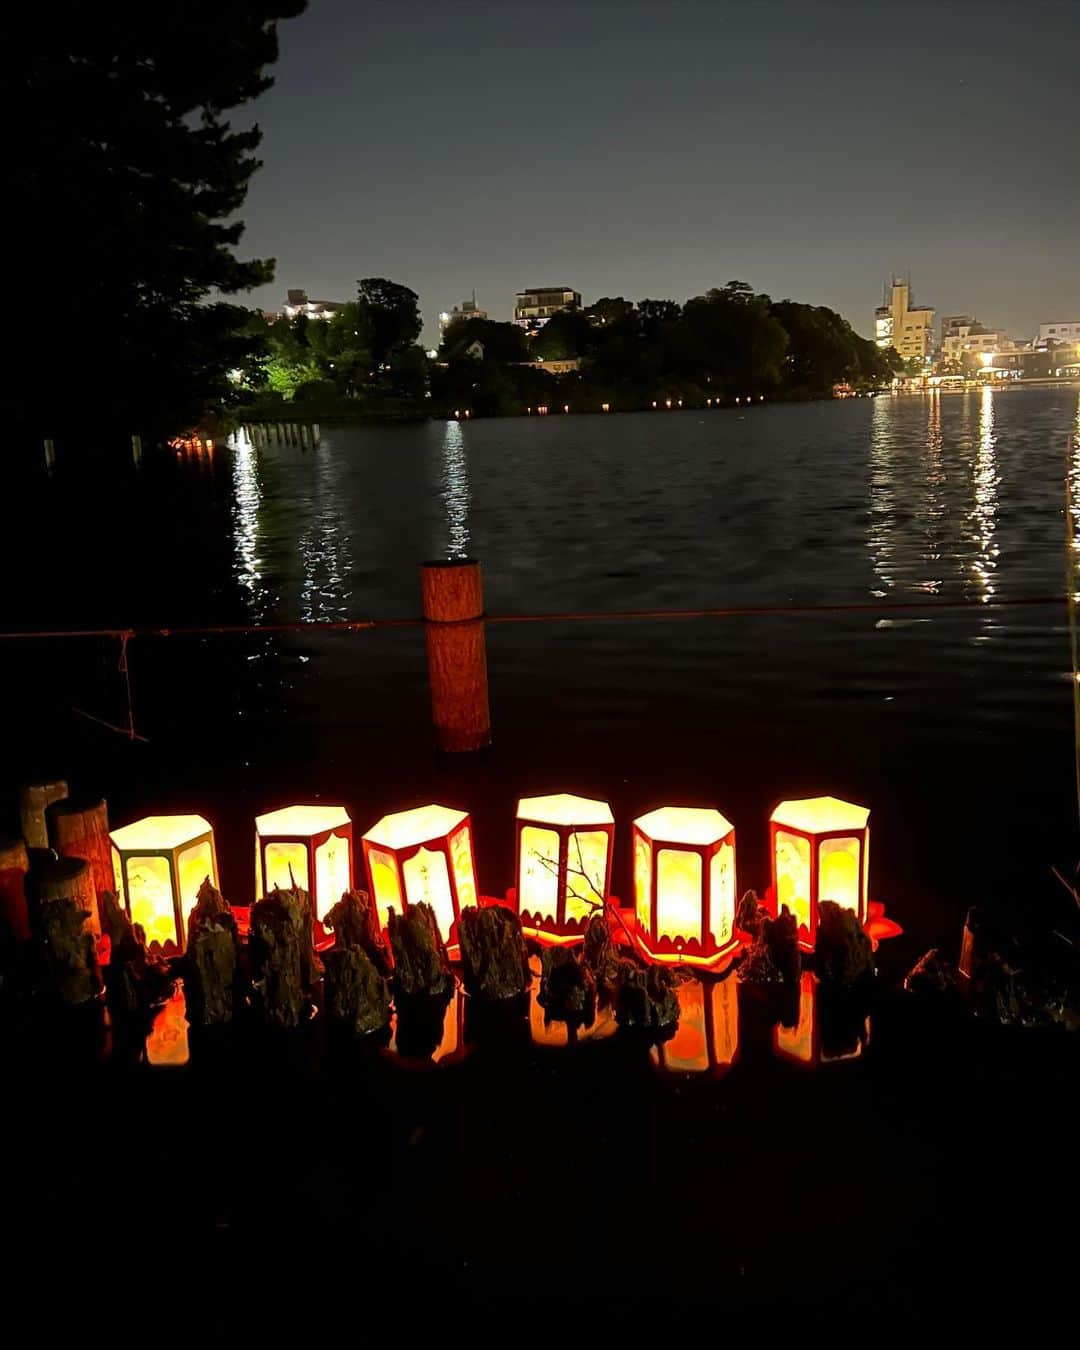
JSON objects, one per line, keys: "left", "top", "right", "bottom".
{"left": 513, "top": 287, "right": 582, "bottom": 329}
{"left": 940, "top": 316, "right": 1014, "bottom": 367}
{"left": 874, "top": 278, "right": 935, "bottom": 365}
{"left": 282, "top": 289, "right": 346, "bottom": 321}
{"left": 1033, "top": 320, "right": 1080, "bottom": 349}
{"left": 439, "top": 295, "right": 488, "bottom": 334}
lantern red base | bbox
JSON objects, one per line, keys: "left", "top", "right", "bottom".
{"left": 630, "top": 914, "right": 741, "bottom": 971}
{"left": 502, "top": 886, "right": 602, "bottom": 945}
{"left": 762, "top": 887, "right": 903, "bottom": 951}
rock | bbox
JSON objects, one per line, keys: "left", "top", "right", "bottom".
{"left": 388, "top": 903, "right": 454, "bottom": 1001}
{"left": 739, "top": 905, "right": 801, "bottom": 987}
{"left": 615, "top": 960, "right": 680, "bottom": 1030}
{"left": 395, "top": 995, "right": 453, "bottom": 1059}
{"left": 458, "top": 905, "right": 530, "bottom": 1001}
{"left": 538, "top": 946, "right": 596, "bottom": 1027}
{"left": 184, "top": 880, "right": 240, "bottom": 1026}
{"left": 582, "top": 913, "right": 620, "bottom": 1005}
{"left": 736, "top": 889, "right": 764, "bottom": 937}
{"left": 40, "top": 896, "right": 102, "bottom": 1005}
{"left": 814, "top": 900, "right": 874, "bottom": 987}
{"left": 904, "top": 948, "right": 960, "bottom": 999}
{"left": 249, "top": 886, "right": 322, "bottom": 1029}
{"left": 323, "top": 889, "right": 390, "bottom": 975}
{"left": 322, "top": 946, "right": 391, "bottom": 1036}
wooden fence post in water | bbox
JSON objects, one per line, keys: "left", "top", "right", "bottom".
{"left": 19, "top": 779, "right": 69, "bottom": 849}
{"left": 420, "top": 559, "right": 491, "bottom": 752}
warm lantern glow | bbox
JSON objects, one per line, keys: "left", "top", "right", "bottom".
{"left": 769, "top": 796, "right": 870, "bottom": 946}
{"left": 653, "top": 976, "right": 739, "bottom": 1073}
{"left": 110, "top": 814, "right": 218, "bottom": 954}
{"left": 514, "top": 794, "right": 615, "bottom": 941}
{"left": 254, "top": 804, "right": 353, "bottom": 924}
{"left": 362, "top": 804, "right": 477, "bottom": 940}
{"left": 632, "top": 807, "right": 737, "bottom": 967}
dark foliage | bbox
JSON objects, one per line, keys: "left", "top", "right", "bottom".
{"left": 6, "top": 2, "right": 304, "bottom": 443}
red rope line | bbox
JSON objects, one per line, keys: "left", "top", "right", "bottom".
{"left": 0, "top": 593, "right": 1067, "bottom": 642}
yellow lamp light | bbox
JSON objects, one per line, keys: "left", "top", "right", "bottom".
{"left": 254, "top": 804, "right": 353, "bottom": 925}
{"left": 110, "top": 814, "right": 219, "bottom": 954}
{"left": 632, "top": 806, "right": 737, "bottom": 967}
{"left": 362, "top": 804, "right": 477, "bottom": 941}
{"left": 770, "top": 796, "right": 869, "bottom": 946}
{"left": 514, "top": 793, "right": 614, "bottom": 942}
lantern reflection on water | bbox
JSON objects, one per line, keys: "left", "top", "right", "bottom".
{"left": 632, "top": 807, "right": 737, "bottom": 967}
{"left": 514, "top": 793, "right": 614, "bottom": 942}
{"left": 774, "top": 971, "right": 869, "bottom": 1065}
{"left": 652, "top": 976, "right": 739, "bottom": 1072}
{"left": 109, "top": 815, "right": 218, "bottom": 954}
{"left": 362, "top": 804, "right": 477, "bottom": 941}
{"left": 254, "top": 805, "right": 353, "bottom": 924}
{"left": 770, "top": 797, "right": 869, "bottom": 946}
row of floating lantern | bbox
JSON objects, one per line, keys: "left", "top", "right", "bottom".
{"left": 107, "top": 793, "right": 873, "bottom": 962}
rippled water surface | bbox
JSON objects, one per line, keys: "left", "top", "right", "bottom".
{"left": 7, "top": 387, "right": 1080, "bottom": 957}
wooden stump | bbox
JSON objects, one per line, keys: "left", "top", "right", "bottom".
{"left": 0, "top": 837, "right": 31, "bottom": 946}
{"left": 19, "top": 779, "right": 69, "bottom": 849}
{"left": 420, "top": 559, "right": 491, "bottom": 752}
{"left": 48, "top": 799, "right": 113, "bottom": 910}
{"left": 31, "top": 855, "right": 100, "bottom": 936}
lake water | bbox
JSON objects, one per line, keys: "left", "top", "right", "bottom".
{"left": 6, "top": 385, "right": 1080, "bottom": 965}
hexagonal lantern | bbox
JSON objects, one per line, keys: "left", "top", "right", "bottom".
{"left": 254, "top": 805, "right": 354, "bottom": 925}
{"left": 770, "top": 796, "right": 869, "bottom": 946}
{"left": 515, "top": 793, "right": 614, "bottom": 942}
{"left": 110, "top": 814, "right": 219, "bottom": 955}
{"left": 632, "top": 807, "right": 737, "bottom": 967}
{"left": 362, "top": 804, "right": 477, "bottom": 942}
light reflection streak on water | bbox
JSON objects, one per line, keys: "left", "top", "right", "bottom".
{"left": 867, "top": 394, "right": 896, "bottom": 597}
{"left": 299, "top": 444, "right": 353, "bottom": 622}
{"left": 971, "top": 385, "right": 1000, "bottom": 604}
{"left": 232, "top": 437, "right": 267, "bottom": 620}
{"left": 441, "top": 419, "right": 471, "bottom": 558}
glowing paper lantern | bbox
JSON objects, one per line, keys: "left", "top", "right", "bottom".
{"left": 362, "top": 804, "right": 477, "bottom": 941}
{"left": 769, "top": 796, "right": 869, "bottom": 946}
{"left": 514, "top": 793, "right": 614, "bottom": 942}
{"left": 109, "top": 815, "right": 219, "bottom": 954}
{"left": 632, "top": 807, "right": 737, "bottom": 967}
{"left": 254, "top": 804, "right": 353, "bottom": 924}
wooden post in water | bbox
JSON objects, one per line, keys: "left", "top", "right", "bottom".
{"left": 20, "top": 779, "right": 69, "bottom": 849}
{"left": 44, "top": 438, "right": 56, "bottom": 471}
{"left": 312, "top": 423, "right": 321, "bottom": 446}
{"left": 48, "top": 798, "right": 113, "bottom": 918}
{"left": 300, "top": 423, "right": 310, "bottom": 448}
{"left": 420, "top": 559, "right": 491, "bottom": 752}
{"left": 131, "top": 434, "right": 143, "bottom": 465}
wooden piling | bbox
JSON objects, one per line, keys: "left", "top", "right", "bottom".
{"left": 48, "top": 798, "right": 113, "bottom": 917}
{"left": 312, "top": 423, "right": 321, "bottom": 446}
{"left": 44, "top": 438, "right": 56, "bottom": 470}
{"left": 420, "top": 559, "right": 491, "bottom": 752}
{"left": 31, "top": 855, "right": 100, "bottom": 936}
{"left": 0, "top": 837, "right": 31, "bottom": 945}
{"left": 131, "top": 433, "right": 143, "bottom": 465}
{"left": 300, "top": 423, "right": 310, "bottom": 448}
{"left": 19, "top": 779, "right": 69, "bottom": 849}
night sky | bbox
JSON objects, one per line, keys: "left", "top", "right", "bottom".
{"left": 240, "top": 0, "right": 1080, "bottom": 343}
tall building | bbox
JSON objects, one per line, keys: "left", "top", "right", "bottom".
{"left": 874, "top": 278, "right": 934, "bottom": 364}
{"left": 439, "top": 295, "right": 488, "bottom": 334}
{"left": 513, "top": 286, "right": 582, "bottom": 329}
{"left": 282, "top": 288, "right": 345, "bottom": 321}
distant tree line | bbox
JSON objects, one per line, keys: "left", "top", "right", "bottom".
{"left": 431, "top": 282, "right": 901, "bottom": 417}
{"left": 238, "top": 278, "right": 428, "bottom": 418}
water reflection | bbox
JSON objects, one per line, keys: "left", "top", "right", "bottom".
{"left": 440, "top": 420, "right": 471, "bottom": 558}
{"left": 650, "top": 975, "right": 738, "bottom": 1073}
{"left": 298, "top": 447, "right": 353, "bottom": 621}
{"left": 970, "top": 386, "right": 1000, "bottom": 603}
{"left": 232, "top": 439, "right": 267, "bottom": 619}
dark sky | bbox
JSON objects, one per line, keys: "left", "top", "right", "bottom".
{"left": 240, "top": 0, "right": 1080, "bottom": 344}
